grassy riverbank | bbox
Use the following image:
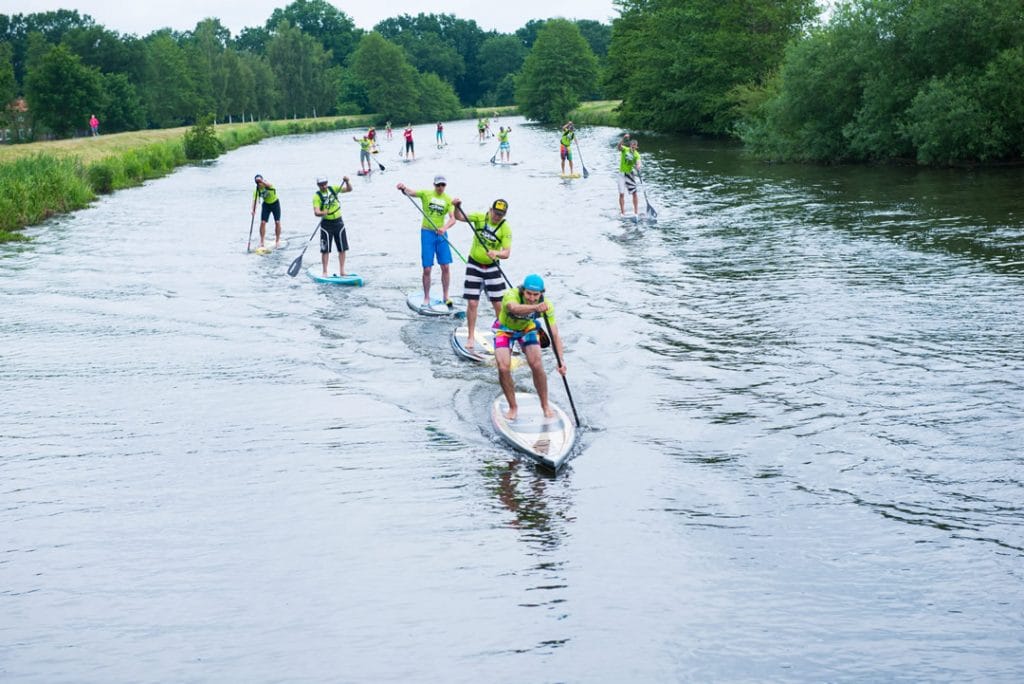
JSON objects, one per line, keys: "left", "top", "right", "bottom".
{"left": 568, "top": 100, "right": 622, "bottom": 128}
{"left": 0, "top": 106, "right": 514, "bottom": 243}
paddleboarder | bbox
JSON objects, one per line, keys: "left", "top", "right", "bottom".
{"left": 312, "top": 175, "right": 352, "bottom": 277}
{"left": 253, "top": 174, "right": 282, "bottom": 249}
{"left": 436, "top": 122, "right": 446, "bottom": 147}
{"left": 495, "top": 274, "right": 567, "bottom": 420}
{"left": 497, "top": 126, "right": 511, "bottom": 162}
{"left": 617, "top": 134, "right": 642, "bottom": 217}
{"left": 403, "top": 124, "right": 415, "bottom": 159}
{"left": 560, "top": 122, "right": 576, "bottom": 176}
{"left": 397, "top": 175, "right": 456, "bottom": 306}
{"left": 354, "top": 133, "right": 373, "bottom": 174}
{"left": 451, "top": 197, "right": 511, "bottom": 350}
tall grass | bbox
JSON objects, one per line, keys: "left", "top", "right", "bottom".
{"left": 0, "top": 155, "right": 94, "bottom": 240}
{"left": 568, "top": 100, "right": 622, "bottom": 127}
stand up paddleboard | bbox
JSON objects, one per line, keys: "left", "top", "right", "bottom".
{"left": 491, "top": 160, "right": 519, "bottom": 166}
{"left": 491, "top": 392, "right": 577, "bottom": 471}
{"left": 253, "top": 244, "right": 274, "bottom": 255}
{"left": 307, "top": 266, "right": 364, "bottom": 286}
{"left": 450, "top": 325, "right": 521, "bottom": 368}
{"left": 559, "top": 172, "right": 582, "bottom": 179}
{"left": 406, "top": 292, "right": 465, "bottom": 318}
{"left": 357, "top": 169, "right": 372, "bottom": 176}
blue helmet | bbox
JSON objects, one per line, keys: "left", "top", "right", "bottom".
{"left": 522, "top": 274, "right": 545, "bottom": 292}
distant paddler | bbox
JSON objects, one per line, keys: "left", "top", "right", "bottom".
{"left": 353, "top": 133, "right": 373, "bottom": 174}
{"left": 253, "top": 174, "right": 282, "bottom": 249}
{"left": 559, "top": 122, "right": 576, "bottom": 176}
{"left": 616, "top": 133, "right": 642, "bottom": 218}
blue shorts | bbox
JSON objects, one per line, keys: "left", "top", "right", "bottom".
{"left": 500, "top": 142, "right": 509, "bottom": 150}
{"left": 420, "top": 229, "right": 452, "bottom": 268}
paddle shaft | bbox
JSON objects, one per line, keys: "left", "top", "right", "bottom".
{"left": 542, "top": 313, "right": 580, "bottom": 427}
{"left": 246, "top": 192, "right": 257, "bottom": 252}
{"left": 401, "top": 191, "right": 467, "bottom": 264}
{"left": 637, "top": 168, "right": 657, "bottom": 219}
{"left": 574, "top": 138, "right": 590, "bottom": 178}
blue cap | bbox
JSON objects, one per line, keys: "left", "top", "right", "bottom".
{"left": 522, "top": 274, "right": 545, "bottom": 292}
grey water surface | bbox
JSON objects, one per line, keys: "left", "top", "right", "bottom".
{"left": 2, "top": 117, "right": 1023, "bottom": 682}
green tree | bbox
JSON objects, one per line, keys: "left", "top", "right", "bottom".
{"left": 141, "top": 31, "right": 200, "bottom": 128}
{"left": 349, "top": 32, "right": 420, "bottom": 122}
{"left": 738, "top": 0, "right": 1024, "bottom": 164}
{"left": 265, "top": 20, "right": 338, "bottom": 118}
{"left": 608, "top": 0, "right": 816, "bottom": 135}
{"left": 515, "top": 19, "right": 599, "bottom": 123}
{"left": 415, "top": 71, "right": 463, "bottom": 121}
{"left": 99, "top": 71, "right": 146, "bottom": 132}
{"left": 476, "top": 35, "right": 527, "bottom": 104}
{"left": 0, "top": 42, "right": 15, "bottom": 104}
{"left": 24, "top": 43, "right": 103, "bottom": 136}
{"left": 266, "top": 0, "right": 361, "bottom": 67}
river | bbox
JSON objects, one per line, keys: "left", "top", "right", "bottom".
{"left": 2, "top": 117, "right": 1022, "bottom": 682}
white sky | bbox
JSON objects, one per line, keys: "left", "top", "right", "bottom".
{"left": 12, "top": 1, "right": 619, "bottom": 37}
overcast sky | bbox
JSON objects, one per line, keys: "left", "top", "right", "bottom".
{"left": 13, "top": 1, "right": 619, "bottom": 36}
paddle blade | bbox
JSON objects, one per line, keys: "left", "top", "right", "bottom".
{"left": 490, "top": 154, "right": 497, "bottom": 164}
{"left": 377, "top": 161, "right": 386, "bottom": 171}
{"left": 581, "top": 165, "right": 589, "bottom": 179}
{"left": 287, "top": 254, "right": 303, "bottom": 277}
{"left": 646, "top": 203, "right": 658, "bottom": 220}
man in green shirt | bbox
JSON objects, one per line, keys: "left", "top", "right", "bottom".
{"left": 252, "top": 174, "right": 282, "bottom": 249}
{"left": 616, "top": 134, "right": 642, "bottom": 217}
{"left": 560, "top": 122, "right": 576, "bottom": 175}
{"left": 452, "top": 197, "right": 512, "bottom": 349}
{"left": 353, "top": 134, "right": 373, "bottom": 174}
{"left": 312, "top": 175, "right": 353, "bottom": 277}
{"left": 397, "top": 175, "right": 456, "bottom": 305}
{"left": 494, "top": 274, "right": 567, "bottom": 420}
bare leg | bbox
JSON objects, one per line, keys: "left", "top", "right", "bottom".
{"left": 465, "top": 299, "right": 479, "bottom": 349}
{"left": 496, "top": 348, "right": 517, "bottom": 419}
{"left": 619, "top": 193, "right": 626, "bottom": 215}
{"left": 259, "top": 221, "right": 267, "bottom": 247}
{"left": 337, "top": 250, "right": 346, "bottom": 276}
{"left": 321, "top": 251, "right": 329, "bottom": 276}
{"left": 526, "top": 345, "right": 554, "bottom": 417}
{"left": 633, "top": 193, "right": 640, "bottom": 216}
{"left": 422, "top": 266, "right": 432, "bottom": 304}
{"left": 274, "top": 221, "right": 282, "bottom": 246}
{"left": 440, "top": 263, "right": 451, "bottom": 302}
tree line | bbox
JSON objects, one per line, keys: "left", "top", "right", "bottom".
{"left": 0, "top": 3, "right": 610, "bottom": 139}
{"left": 608, "top": 0, "right": 1023, "bottom": 165}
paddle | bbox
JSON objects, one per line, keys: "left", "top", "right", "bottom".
{"left": 637, "top": 168, "right": 657, "bottom": 220}
{"left": 574, "top": 139, "right": 589, "bottom": 179}
{"left": 542, "top": 313, "right": 580, "bottom": 427}
{"left": 246, "top": 193, "right": 257, "bottom": 253}
{"left": 376, "top": 157, "right": 386, "bottom": 172}
{"left": 489, "top": 144, "right": 500, "bottom": 164}
{"left": 286, "top": 221, "right": 323, "bottom": 277}
{"left": 401, "top": 191, "right": 467, "bottom": 264}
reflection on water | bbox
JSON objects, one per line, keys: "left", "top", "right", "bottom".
{"left": 1, "top": 118, "right": 1022, "bottom": 681}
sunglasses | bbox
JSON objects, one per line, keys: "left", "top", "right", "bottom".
{"left": 434, "top": 183, "right": 446, "bottom": 187}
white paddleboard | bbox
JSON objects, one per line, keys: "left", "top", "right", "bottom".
{"left": 406, "top": 292, "right": 465, "bottom": 318}
{"left": 307, "top": 267, "right": 364, "bottom": 286}
{"left": 491, "top": 392, "right": 577, "bottom": 470}
{"left": 450, "top": 325, "right": 521, "bottom": 368}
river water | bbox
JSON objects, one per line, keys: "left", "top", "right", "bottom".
{"left": 2, "top": 117, "right": 1022, "bottom": 682}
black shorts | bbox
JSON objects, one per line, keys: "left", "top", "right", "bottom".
{"left": 405, "top": 140, "right": 414, "bottom": 153}
{"left": 260, "top": 200, "right": 281, "bottom": 222}
{"left": 319, "top": 218, "right": 348, "bottom": 253}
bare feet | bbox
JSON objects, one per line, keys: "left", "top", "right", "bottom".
{"left": 504, "top": 405, "right": 518, "bottom": 421}
{"left": 465, "top": 331, "right": 475, "bottom": 350}
{"left": 541, "top": 404, "right": 556, "bottom": 418}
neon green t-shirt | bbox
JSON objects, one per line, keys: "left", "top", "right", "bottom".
{"left": 464, "top": 212, "right": 511, "bottom": 265}
{"left": 415, "top": 189, "right": 453, "bottom": 230}
{"left": 313, "top": 186, "right": 344, "bottom": 221}
{"left": 498, "top": 129, "right": 510, "bottom": 143}
{"left": 619, "top": 147, "right": 640, "bottom": 174}
{"left": 560, "top": 129, "right": 575, "bottom": 147}
{"left": 254, "top": 185, "right": 278, "bottom": 204}
{"left": 498, "top": 288, "right": 556, "bottom": 331}
{"left": 358, "top": 137, "right": 372, "bottom": 152}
